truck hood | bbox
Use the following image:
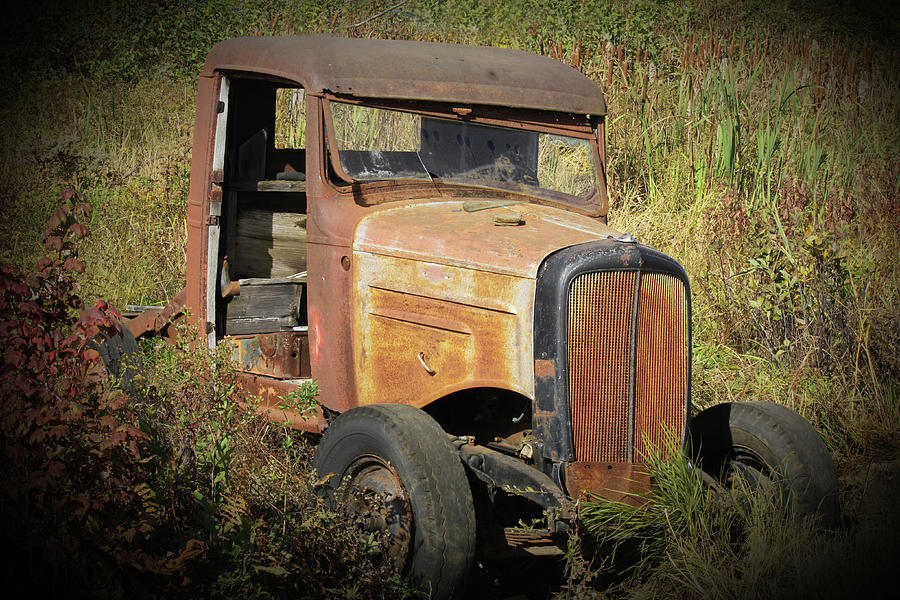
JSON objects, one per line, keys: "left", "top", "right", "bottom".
{"left": 353, "top": 200, "right": 622, "bottom": 278}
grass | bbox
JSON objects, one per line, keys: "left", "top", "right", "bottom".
{"left": 0, "top": 73, "right": 194, "bottom": 306}
{"left": 570, "top": 440, "right": 897, "bottom": 599}
{"left": 1, "top": 0, "right": 898, "bottom": 597}
{"left": 127, "top": 332, "right": 408, "bottom": 598}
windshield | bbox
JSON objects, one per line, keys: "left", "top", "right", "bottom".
{"left": 328, "top": 101, "right": 601, "bottom": 209}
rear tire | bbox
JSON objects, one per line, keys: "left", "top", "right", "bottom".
{"left": 313, "top": 403, "right": 476, "bottom": 600}
{"left": 690, "top": 401, "right": 840, "bottom": 528}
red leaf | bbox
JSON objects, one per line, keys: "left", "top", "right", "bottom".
{"left": 18, "top": 301, "right": 39, "bottom": 314}
{"left": 11, "top": 374, "right": 33, "bottom": 394}
{"left": 45, "top": 236, "right": 63, "bottom": 252}
{"left": 47, "top": 205, "right": 70, "bottom": 230}
{"left": 37, "top": 257, "right": 52, "bottom": 271}
{"left": 126, "top": 425, "right": 149, "bottom": 441}
{"left": 4, "top": 350, "right": 24, "bottom": 368}
{"left": 48, "top": 425, "right": 70, "bottom": 438}
{"left": 101, "top": 390, "right": 126, "bottom": 410}
{"left": 69, "top": 223, "right": 89, "bottom": 237}
{"left": 63, "top": 258, "right": 85, "bottom": 273}
{"left": 100, "top": 431, "right": 127, "bottom": 450}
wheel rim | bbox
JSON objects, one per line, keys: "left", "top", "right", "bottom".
{"left": 725, "top": 445, "right": 774, "bottom": 489}
{"left": 342, "top": 455, "right": 413, "bottom": 571}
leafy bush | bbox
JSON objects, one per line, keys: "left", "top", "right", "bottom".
{"left": 0, "top": 190, "right": 154, "bottom": 594}
{"left": 0, "top": 192, "right": 405, "bottom": 598}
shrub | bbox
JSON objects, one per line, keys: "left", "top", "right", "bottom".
{"left": 0, "top": 190, "right": 153, "bottom": 594}
{"left": 0, "top": 191, "right": 406, "bottom": 598}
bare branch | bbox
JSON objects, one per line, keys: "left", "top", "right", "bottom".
{"left": 340, "top": 0, "right": 408, "bottom": 30}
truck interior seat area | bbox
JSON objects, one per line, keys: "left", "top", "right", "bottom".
{"left": 219, "top": 80, "right": 310, "bottom": 337}
{"left": 222, "top": 191, "right": 308, "bottom": 336}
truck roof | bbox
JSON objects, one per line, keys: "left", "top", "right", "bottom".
{"left": 203, "top": 35, "right": 606, "bottom": 116}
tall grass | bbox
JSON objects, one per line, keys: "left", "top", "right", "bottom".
{"left": 0, "top": 75, "right": 194, "bottom": 306}
{"left": 589, "top": 28, "right": 899, "bottom": 456}
{"left": 569, "top": 440, "right": 897, "bottom": 599}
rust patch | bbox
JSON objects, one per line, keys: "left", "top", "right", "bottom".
{"left": 534, "top": 359, "right": 555, "bottom": 379}
{"left": 226, "top": 332, "right": 310, "bottom": 379}
{"left": 238, "top": 373, "right": 325, "bottom": 433}
{"left": 354, "top": 201, "right": 619, "bottom": 279}
{"left": 353, "top": 252, "right": 536, "bottom": 406}
{"left": 203, "top": 36, "right": 607, "bottom": 116}
{"left": 565, "top": 461, "right": 652, "bottom": 506}
{"left": 126, "top": 288, "right": 186, "bottom": 340}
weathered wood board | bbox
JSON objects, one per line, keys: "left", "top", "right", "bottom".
{"left": 233, "top": 209, "right": 307, "bottom": 278}
{"left": 225, "top": 280, "right": 305, "bottom": 335}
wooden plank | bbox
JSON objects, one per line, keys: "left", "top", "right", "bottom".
{"left": 233, "top": 209, "right": 307, "bottom": 278}
{"left": 257, "top": 179, "right": 306, "bottom": 192}
{"left": 238, "top": 209, "right": 307, "bottom": 238}
{"left": 225, "top": 317, "right": 293, "bottom": 336}
{"left": 226, "top": 282, "right": 303, "bottom": 319}
{"left": 238, "top": 272, "right": 306, "bottom": 286}
{"left": 225, "top": 281, "right": 305, "bottom": 335}
{"left": 226, "top": 180, "right": 307, "bottom": 192}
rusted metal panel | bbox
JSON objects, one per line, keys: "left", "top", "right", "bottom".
{"left": 352, "top": 251, "right": 535, "bottom": 407}
{"left": 237, "top": 373, "right": 325, "bottom": 433}
{"left": 568, "top": 271, "right": 637, "bottom": 462}
{"left": 125, "top": 288, "right": 186, "bottom": 340}
{"left": 185, "top": 74, "right": 222, "bottom": 340}
{"left": 225, "top": 332, "right": 310, "bottom": 379}
{"left": 633, "top": 273, "right": 689, "bottom": 460}
{"left": 565, "top": 461, "right": 652, "bottom": 506}
{"left": 296, "top": 94, "right": 364, "bottom": 415}
{"left": 353, "top": 201, "right": 620, "bottom": 279}
{"left": 305, "top": 241, "right": 360, "bottom": 413}
{"left": 204, "top": 35, "right": 606, "bottom": 116}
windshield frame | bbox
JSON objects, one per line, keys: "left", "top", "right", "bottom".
{"left": 321, "top": 95, "right": 608, "bottom": 217}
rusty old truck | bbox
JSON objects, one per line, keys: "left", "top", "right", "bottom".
{"left": 111, "top": 35, "right": 839, "bottom": 599}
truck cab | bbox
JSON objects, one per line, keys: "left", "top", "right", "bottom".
{"left": 123, "top": 35, "right": 836, "bottom": 600}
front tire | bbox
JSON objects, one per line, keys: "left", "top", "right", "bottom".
{"left": 690, "top": 401, "right": 840, "bottom": 528}
{"left": 313, "top": 403, "right": 476, "bottom": 600}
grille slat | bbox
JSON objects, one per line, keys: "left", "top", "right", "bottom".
{"left": 567, "top": 272, "right": 635, "bottom": 462}
{"left": 567, "top": 271, "right": 687, "bottom": 463}
{"left": 634, "top": 274, "right": 689, "bottom": 460}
